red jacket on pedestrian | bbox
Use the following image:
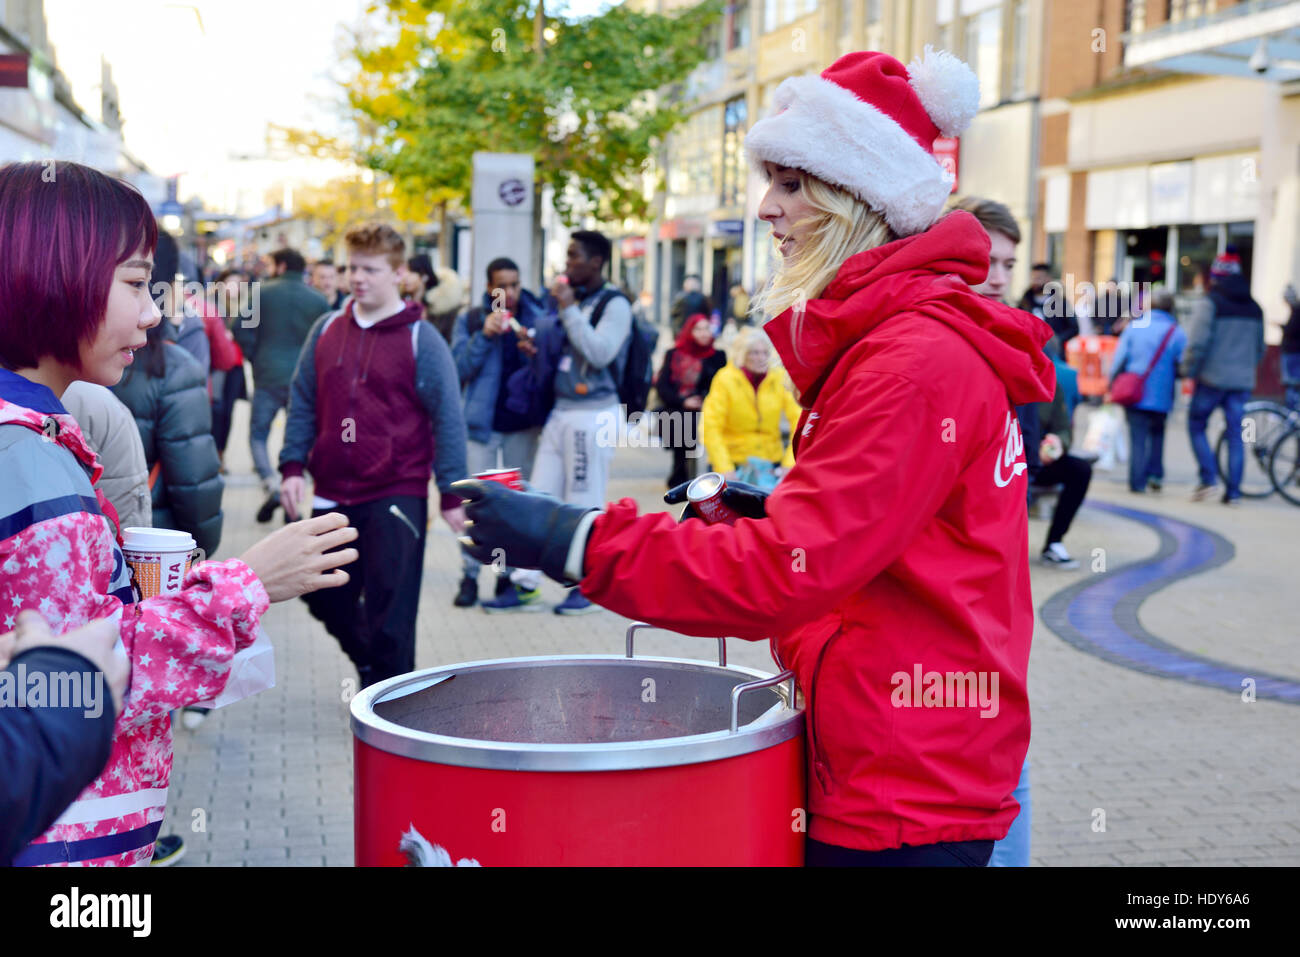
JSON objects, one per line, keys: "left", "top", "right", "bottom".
{"left": 579, "top": 211, "right": 1056, "bottom": 851}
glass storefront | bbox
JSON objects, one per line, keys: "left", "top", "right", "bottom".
{"left": 1117, "top": 221, "right": 1255, "bottom": 294}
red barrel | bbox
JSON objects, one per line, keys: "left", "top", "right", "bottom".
{"left": 351, "top": 629, "right": 805, "bottom": 866}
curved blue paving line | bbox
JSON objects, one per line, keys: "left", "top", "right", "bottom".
{"left": 1039, "top": 500, "right": 1300, "bottom": 704}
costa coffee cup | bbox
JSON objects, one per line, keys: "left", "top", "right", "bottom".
{"left": 122, "top": 527, "right": 197, "bottom": 598}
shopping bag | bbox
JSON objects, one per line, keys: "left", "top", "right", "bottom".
{"left": 190, "top": 624, "right": 276, "bottom": 709}
{"left": 1080, "top": 404, "right": 1127, "bottom": 471}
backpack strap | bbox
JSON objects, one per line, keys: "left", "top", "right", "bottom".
{"left": 589, "top": 287, "right": 631, "bottom": 328}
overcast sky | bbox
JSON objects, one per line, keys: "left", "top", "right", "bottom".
{"left": 44, "top": 0, "right": 616, "bottom": 177}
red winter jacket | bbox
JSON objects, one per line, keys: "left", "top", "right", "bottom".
{"left": 580, "top": 211, "right": 1056, "bottom": 852}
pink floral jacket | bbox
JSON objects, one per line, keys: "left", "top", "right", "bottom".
{"left": 0, "top": 392, "right": 268, "bottom": 866}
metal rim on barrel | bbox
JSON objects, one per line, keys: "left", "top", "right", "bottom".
{"left": 349, "top": 654, "right": 804, "bottom": 772}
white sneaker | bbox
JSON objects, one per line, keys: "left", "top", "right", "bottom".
{"left": 1040, "top": 543, "right": 1079, "bottom": 569}
{"left": 181, "top": 707, "right": 207, "bottom": 731}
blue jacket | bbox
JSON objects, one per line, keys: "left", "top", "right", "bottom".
{"left": 1112, "top": 310, "right": 1186, "bottom": 413}
{"left": 450, "top": 289, "right": 553, "bottom": 443}
{"left": 1, "top": 647, "right": 117, "bottom": 866}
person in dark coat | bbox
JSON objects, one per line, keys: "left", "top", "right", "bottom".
{"left": 112, "top": 319, "right": 224, "bottom": 557}
{"left": 655, "top": 313, "right": 726, "bottom": 488}
{"left": 670, "top": 276, "right": 711, "bottom": 334}
{"left": 234, "top": 248, "right": 329, "bottom": 522}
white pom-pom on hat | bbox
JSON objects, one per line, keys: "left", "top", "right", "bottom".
{"left": 907, "top": 44, "right": 980, "bottom": 138}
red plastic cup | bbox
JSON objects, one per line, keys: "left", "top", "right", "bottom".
{"left": 475, "top": 468, "right": 524, "bottom": 492}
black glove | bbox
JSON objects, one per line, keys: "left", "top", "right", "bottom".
{"left": 664, "top": 478, "right": 770, "bottom": 522}
{"left": 450, "top": 479, "right": 597, "bottom": 585}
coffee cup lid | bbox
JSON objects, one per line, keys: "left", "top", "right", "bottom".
{"left": 122, "top": 527, "right": 197, "bottom": 552}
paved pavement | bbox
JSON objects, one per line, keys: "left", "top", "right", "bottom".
{"left": 161, "top": 393, "right": 1300, "bottom": 866}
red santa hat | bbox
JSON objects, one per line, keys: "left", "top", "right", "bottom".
{"left": 744, "top": 46, "right": 980, "bottom": 237}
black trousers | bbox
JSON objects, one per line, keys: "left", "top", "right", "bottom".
{"left": 664, "top": 408, "right": 701, "bottom": 489}
{"left": 1035, "top": 454, "right": 1093, "bottom": 549}
{"left": 212, "top": 363, "right": 246, "bottom": 456}
{"left": 302, "top": 494, "right": 428, "bottom": 688}
{"left": 806, "top": 837, "right": 994, "bottom": 867}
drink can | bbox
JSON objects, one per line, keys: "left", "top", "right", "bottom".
{"left": 686, "top": 472, "right": 740, "bottom": 526}
{"left": 475, "top": 468, "right": 524, "bottom": 492}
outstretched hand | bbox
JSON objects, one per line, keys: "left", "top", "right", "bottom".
{"left": 452, "top": 479, "right": 597, "bottom": 584}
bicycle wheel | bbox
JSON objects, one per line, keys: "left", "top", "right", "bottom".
{"left": 1215, "top": 401, "right": 1294, "bottom": 498}
{"left": 1268, "top": 422, "right": 1300, "bottom": 506}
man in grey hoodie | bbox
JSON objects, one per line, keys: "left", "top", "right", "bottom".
{"left": 1182, "top": 248, "right": 1266, "bottom": 505}
{"left": 495, "top": 231, "right": 630, "bottom": 616}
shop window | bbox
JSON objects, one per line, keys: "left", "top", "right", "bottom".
{"left": 730, "top": 2, "right": 752, "bottom": 49}
{"left": 965, "top": 8, "right": 1001, "bottom": 108}
{"left": 1046, "top": 233, "right": 1063, "bottom": 273}
{"left": 1124, "top": 0, "right": 1146, "bottom": 35}
{"left": 721, "top": 97, "right": 749, "bottom": 209}
{"left": 1011, "top": 0, "right": 1029, "bottom": 98}
{"left": 1176, "top": 224, "right": 1219, "bottom": 293}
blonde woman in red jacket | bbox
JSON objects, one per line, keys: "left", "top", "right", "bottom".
{"left": 456, "top": 49, "right": 1055, "bottom": 866}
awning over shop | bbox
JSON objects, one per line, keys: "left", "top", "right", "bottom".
{"left": 1124, "top": 0, "right": 1300, "bottom": 82}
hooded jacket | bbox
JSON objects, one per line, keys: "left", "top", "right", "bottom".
{"left": 1180, "top": 275, "right": 1266, "bottom": 392}
{"left": 0, "top": 369, "right": 268, "bottom": 866}
{"left": 576, "top": 211, "right": 1056, "bottom": 852}
{"left": 280, "top": 299, "right": 468, "bottom": 509}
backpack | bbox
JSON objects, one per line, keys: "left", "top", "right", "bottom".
{"left": 591, "top": 289, "right": 658, "bottom": 415}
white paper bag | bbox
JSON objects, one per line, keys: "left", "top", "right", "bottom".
{"left": 190, "top": 625, "right": 275, "bottom": 709}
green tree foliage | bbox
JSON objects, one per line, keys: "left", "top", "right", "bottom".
{"left": 352, "top": 0, "right": 722, "bottom": 224}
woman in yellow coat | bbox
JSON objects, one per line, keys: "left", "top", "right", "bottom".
{"left": 699, "top": 326, "right": 802, "bottom": 479}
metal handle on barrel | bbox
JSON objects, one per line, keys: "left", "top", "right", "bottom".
{"left": 729, "top": 670, "right": 797, "bottom": 733}
{"left": 624, "top": 621, "right": 726, "bottom": 668}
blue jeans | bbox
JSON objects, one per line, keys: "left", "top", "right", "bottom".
{"left": 1188, "top": 385, "right": 1248, "bottom": 499}
{"left": 249, "top": 383, "right": 291, "bottom": 484}
{"left": 988, "top": 761, "right": 1032, "bottom": 867}
{"left": 1282, "top": 352, "right": 1300, "bottom": 412}
{"left": 1125, "top": 408, "right": 1167, "bottom": 492}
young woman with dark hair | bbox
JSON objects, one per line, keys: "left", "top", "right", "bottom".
{"left": 0, "top": 160, "right": 358, "bottom": 866}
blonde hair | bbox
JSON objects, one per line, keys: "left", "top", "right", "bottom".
{"left": 749, "top": 169, "right": 896, "bottom": 325}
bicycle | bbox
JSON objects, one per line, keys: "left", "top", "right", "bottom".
{"left": 1214, "top": 399, "right": 1299, "bottom": 498}
{"left": 1267, "top": 415, "right": 1300, "bottom": 506}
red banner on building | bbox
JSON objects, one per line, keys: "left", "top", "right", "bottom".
{"left": 0, "top": 54, "right": 30, "bottom": 88}
{"left": 621, "top": 236, "right": 646, "bottom": 258}
{"left": 933, "top": 136, "right": 959, "bottom": 193}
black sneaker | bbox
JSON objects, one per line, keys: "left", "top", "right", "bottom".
{"left": 256, "top": 491, "right": 280, "bottom": 523}
{"left": 494, "top": 575, "right": 514, "bottom": 598}
{"left": 150, "top": 834, "right": 186, "bottom": 867}
{"left": 453, "top": 576, "right": 478, "bottom": 607}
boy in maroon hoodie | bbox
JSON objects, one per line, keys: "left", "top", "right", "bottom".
{"left": 280, "top": 224, "right": 468, "bottom": 688}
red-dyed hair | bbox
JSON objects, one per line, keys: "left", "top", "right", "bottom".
{"left": 0, "top": 161, "right": 157, "bottom": 370}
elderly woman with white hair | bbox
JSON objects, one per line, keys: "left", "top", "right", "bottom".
{"left": 697, "top": 325, "right": 801, "bottom": 483}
